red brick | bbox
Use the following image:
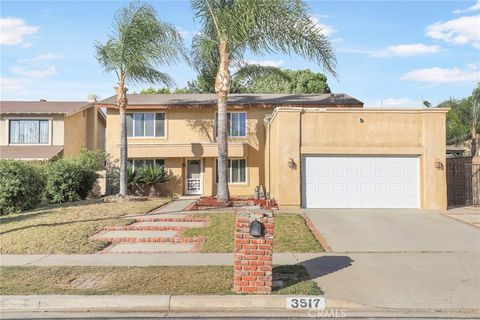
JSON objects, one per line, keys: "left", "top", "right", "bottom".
{"left": 244, "top": 255, "right": 258, "bottom": 260}
{"left": 243, "top": 244, "right": 258, "bottom": 249}
{"left": 241, "top": 286, "right": 257, "bottom": 292}
{"left": 234, "top": 281, "right": 249, "bottom": 286}
{"left": 235, "top": 239, "right": 249, "bottom": 244}
{"left": 258, "top": 255, "right": 272, "bottom": 261}
{"left": 258, "top": 245, "right": 272, "bottom": 250}
{"left": 249, "top": 250, "right": 265, "bottom": 255}
{"left": 251, "top": 239, "right": 266, "bottom": 244}
{"left": 249, "top": 261, "right": 265, "bottom": 266}
{"left": 242, "top": 266, "right": 258, "bottom": 271}
{"left": 252, "top": 281, "right": 265, "bottom": 286}
{"left": 251, "top": 271, "right": 266, "bottom": 276}
{"left": 242, "top": 276, "right": 257, "bottom": 281}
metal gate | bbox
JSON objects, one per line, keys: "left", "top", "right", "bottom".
{"left": 465, "top": 164, "right": 480, "bottom": 206}
{"left": 447, "top": 160, "right": 480, "bottom": 206}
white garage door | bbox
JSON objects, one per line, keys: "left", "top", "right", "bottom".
{"left": 302, "top": 155, "right": 420, "bottom": 208}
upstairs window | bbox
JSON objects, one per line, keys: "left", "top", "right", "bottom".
{"left": 215, "top": 112, "right": 246, "bottom": 137}
{"left": 127, "top": 112, "right": 165, "bottom": 137}
{"left": 9, "top": 119, "right": 49, "bottom": 144}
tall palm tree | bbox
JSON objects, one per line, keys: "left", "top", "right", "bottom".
{"left": 95, "top": 2, "right": 187, "bottom": 196}
{"left": 191, "top": 0, "right": 337, "bottom": 202}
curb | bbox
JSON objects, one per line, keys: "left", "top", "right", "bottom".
{"left": 0, "top": 295, "right": 328, "bottom": 312}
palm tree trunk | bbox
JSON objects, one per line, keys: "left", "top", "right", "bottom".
{"left": 117, "top": 75, "right": 128, "bottom": 196}
{"left": 471, "top": 126, "right": 478, "bottom": 156}
{"left": 215, "top": 40, "right": 230, "bottom": 203}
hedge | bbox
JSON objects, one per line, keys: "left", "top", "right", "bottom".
{"left": 0, "top": 160, "right": 45, "bottom": 214}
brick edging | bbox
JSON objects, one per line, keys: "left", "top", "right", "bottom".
{"left": 302, "top": 213, "right": 332, "bottom": 252}
{"left": 133, "top": 217, "right": 206, "bottom": 222}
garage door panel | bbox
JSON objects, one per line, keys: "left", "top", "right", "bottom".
{"left": 303, "top": 155, "right": 420, "bottom": 209}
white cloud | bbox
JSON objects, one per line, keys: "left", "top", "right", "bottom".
{"left": 371, "top": 43, "right": 441, "bottom": 57}
{"left": 0, "top": 77, "right": 30, "bottom": 93}
{"left": 18, "top": 53, "right": 62, "bottom": 63}
{"left": 176, "top": 26, "right": 190, "bottom": 38}
{"left": 401, "top": 66, "right": 480, "bottom": 83}
{"left": 0, "top": 17, "right": 39, "bottom": 46}
{"left": 453, "top": 0, "right": 480, "bottom": 14}
{"left": 11, "top": 65, "right": 57, "bottom": 78}
{"left": 245, "top": 59, "right": 284, "bottom": 67}
{"left": 368, "top": 98, "right": 421, "bottom": 108}
{"left": 310, "top": 15, "right": 335, "bottom": 36}
{"left": 426, "top": 15, "right": 480, "bottom": 48}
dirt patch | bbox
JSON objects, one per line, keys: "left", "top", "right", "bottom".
{"left": 69, "top": 273, "right": 111, "bottom": 289}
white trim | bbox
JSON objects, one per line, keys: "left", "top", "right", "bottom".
{"left": 5, "top": 117, "right": 53, "bottom": 146}
{"left": 127, "top": 111, "right": 167, "bottom": 139}
{"left": 215, "top": 157, "right": 249, "bottom": 185}
{"left": 215, "top": 111, "right": 248, "bottom": 138}
{"left": 128, "top": 158, "right": 165, "bottom": 170}
{"left": 185, "top": 158, "right": 203, "bottom": 195}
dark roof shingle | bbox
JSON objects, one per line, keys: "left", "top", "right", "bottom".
{"left": 97, "top": 93, "right": 363, "bottom": 107}
{"left": 0, "top": 101, "right": 90, "bottom": 114}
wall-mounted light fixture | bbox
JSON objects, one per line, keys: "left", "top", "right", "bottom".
{"left": 435, "top": 158, "right": 444, "bottom": 170}
{"left": 288, "top": 157, "right": 297, "bottom": 169}
{"left": 359, "top": 118, "right": 365, "bottom": 123}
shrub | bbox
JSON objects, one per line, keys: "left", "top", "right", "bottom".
{"left": 0, "top": 160, "right": 45, "bottom": 214}
{"left": 44, "top": 154, "right": 100, "bottom": 204}
{"left": 138, "top": 164, "right": 170, "bottom": 196}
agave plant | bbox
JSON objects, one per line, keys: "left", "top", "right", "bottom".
{"left": 126, "top": 166, "right": 141, "bottom": 194}
{"left": 138, "top": 164, "right": 170, "bottom": 196}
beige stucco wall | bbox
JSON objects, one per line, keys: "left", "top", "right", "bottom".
{"left": 265, "top": 107, "right": 448, "bottom": 210}
{"left": 64, "top": 109, "right": 88, "bottom": 157}
{"left": 0, "top": 113, "right": 64, "bottom": 146}
{"left": 64, "top": 106, "right": 106, "bottom": 158}
{"left": 105, "top": 107, "right": 273, "bottom": 197}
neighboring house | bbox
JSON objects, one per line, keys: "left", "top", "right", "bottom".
{"left": 97, "top": 93, "right": 448, "bottom": 210}
{"left": 446, "top": 145, "right": 466, "bottom": 158}
{"left": 0, "top": 100, "right": 106, "bottom": 161}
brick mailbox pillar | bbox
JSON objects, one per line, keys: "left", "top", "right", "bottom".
{"left": 234, "top": 208, "right": 275, "bottom": 294}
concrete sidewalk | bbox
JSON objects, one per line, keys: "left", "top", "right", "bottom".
{"left": 0, "top": 253, "right": 321, "bottom": 266}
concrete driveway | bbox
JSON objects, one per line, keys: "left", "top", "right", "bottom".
{"left": 304, "top": 209, "right": 479, "bottom": 252}
{"left": 302, "top": 209, "right": 480, "bottom": 310}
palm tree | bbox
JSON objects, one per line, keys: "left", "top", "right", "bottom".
{"left": 191, "top": 0, "right": 336, "bottom": 202}
{"left": 95, "top": 2, "right": 187, "bottom": 196}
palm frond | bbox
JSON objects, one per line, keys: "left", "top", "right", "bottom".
{"left": 232, "top": 63, "right": 291, "bottom": 83}
{"left": 95, "top": 1, "right": 187, "bottom": 85}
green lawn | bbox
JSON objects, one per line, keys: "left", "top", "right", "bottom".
{"left": 0, "top": 265, "right": 320, "bottom": 295}
{"left": 0, "top": 198, "right": 170, "bottom": 254}
{"left": 181, "top": 212, "right": 324, "bottom": 253}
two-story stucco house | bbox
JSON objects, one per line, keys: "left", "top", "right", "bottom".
{"left": 0, "top": 100, "right": 106, "bottom": 161}
{"left": 97, "top": 93, "right": 448, "bottom": 210}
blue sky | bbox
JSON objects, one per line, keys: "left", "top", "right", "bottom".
{"left": 1, "top": 0, "right": 479, "bottom": 107}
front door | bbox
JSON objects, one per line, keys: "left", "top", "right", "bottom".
{"left": 186, "top": 159, "right": 202, "bottom": 195}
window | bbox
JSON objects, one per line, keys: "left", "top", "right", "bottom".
{"left": 216, "top": 158, "right": 247, "bottom": 183}
{"left": 127, "top": 159, "right": 165, "bottom": 170}
{"left": 215, "top": 112, "right": 246, "bottom": 137}
{"left": 9, "top": 119, "right": 49, "bottom": 144}
{"left": 127, "top": 112, "right": 165, "bottom": 137}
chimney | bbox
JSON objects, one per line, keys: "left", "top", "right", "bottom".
{"left": 87, "top": 94, "right": 98, "bottom": 103}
